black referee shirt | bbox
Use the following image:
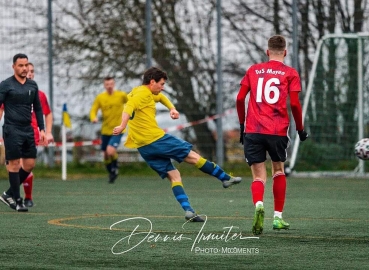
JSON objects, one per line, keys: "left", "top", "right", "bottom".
{"left": 0, "top": 75, "right": 45, "bottom": 131}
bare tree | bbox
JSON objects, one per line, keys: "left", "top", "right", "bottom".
{"left": 222, "top": 0, "right": 369, "bottom": 166}
{"left": 50, "top": 0, "right": 240, "bottom": 159}
{"left": 2, "top": 0, "right": 369, "bottom": 163}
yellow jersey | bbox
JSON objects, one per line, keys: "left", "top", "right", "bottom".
{"left": 123, "top": 85, "right": 175, "bottom": 148}
{"left": 90, "top": 90, "right": 128, "bottom": 135}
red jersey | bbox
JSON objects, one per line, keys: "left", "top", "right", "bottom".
{"left": 237, "top": 60, "right": 301, "bottom": 136}
{"left": 32, "top": 90, "right": 51, "bottom": 145}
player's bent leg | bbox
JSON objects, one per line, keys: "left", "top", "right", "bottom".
{"left": 185, "top": 152, "right": 242, "bottom": 188}
{"left": 168, "top": 170, "right": 204, "bottom": 222}
{"left": 222, "top": 176, "right": 242, "bottom": 188}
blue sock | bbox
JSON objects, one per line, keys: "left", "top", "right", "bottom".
{"left": 196, "top": 158, "right": 230, "bottom": 181}
{"left": 172, "top": 183, "right": 194, "bottom": 212}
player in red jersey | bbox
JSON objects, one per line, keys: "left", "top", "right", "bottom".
{"left": 0, "top": 62, "right": 54, "bottom": 207}
{"left": 236, "top": 35, "right": 308, "bottom": 235}
{"left": 23, "top": 63, "right": 54, "bottom": 207}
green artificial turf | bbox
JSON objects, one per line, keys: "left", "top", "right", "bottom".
{"left": 0, "top": 175, "right": 368, "bottom": 269}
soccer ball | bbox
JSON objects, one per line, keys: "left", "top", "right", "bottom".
{"left": 354, "top": 138, "right": 369, "bottom": 160}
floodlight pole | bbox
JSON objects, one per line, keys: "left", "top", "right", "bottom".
{"left": 145, "top": 0, "right": 152, "bottom": 68}
{"left": 357, "top": 36, "right": 364, "bottom": 173}
{"left": 48, "top": 0, "right": 55, "bottom": 167}
{"left": 216, "top": 0, "right": 224, "bottom": 166}
{"left": 292, "top": 0, "right": 299, "bottom": 71}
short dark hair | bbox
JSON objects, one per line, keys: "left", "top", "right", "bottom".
{"left": 142, "top": 67, "right": 168, "bottom": 85}
{"left": 28, "top": 62, "right": 34, "bottom": 67}
{"left": 13, "top": 53, "right": 28, "bottom": 64}
{"left": 104, "top": 76, "right": 114, "bottom": 81}
{"left": 268, "top": 35, "right": 286, "bottom": 52}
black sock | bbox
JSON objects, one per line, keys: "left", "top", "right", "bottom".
{"left": 105, "top": 162, "right": 112, "bottom": 174}
{"left": 111, "top": 159, "right": 118, "bottom": 172}
{"left": 7, "top": 172, "right": 20, "bottom": 199}
{"left": 19, "top": 168, "right": 31, "bottom": 185}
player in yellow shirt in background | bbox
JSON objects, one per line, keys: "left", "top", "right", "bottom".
{"left": 90, "top": 76, "right": 128, "bottom": 183}
{"left": 90, "top": 76, "right": 177, "bottom": 183}
{"left": 113, "top": 67, "right": 242, "bottom": 221}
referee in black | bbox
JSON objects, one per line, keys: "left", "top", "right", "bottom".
{"left": 0, "top": 53, "right": 46, "bottom": 212}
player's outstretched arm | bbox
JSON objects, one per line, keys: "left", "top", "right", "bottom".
{"left": 153, "top": 92, "right": 173, "bottom": 107}
{"left": 169, "top": 108, "right": 179, "bottom": 119}
{"left": 153, "top": 93, "right": 178, "bottom": 119}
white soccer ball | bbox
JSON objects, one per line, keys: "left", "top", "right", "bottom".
{"left": 354, "top": 138, "right": 369, "bottom": 160}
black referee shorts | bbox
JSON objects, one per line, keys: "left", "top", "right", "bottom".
{"left": 3, "top": 124, "right": 37, "bottom": 160}
{"left": 243, "top": 133, "right": 290, "bottom": 166}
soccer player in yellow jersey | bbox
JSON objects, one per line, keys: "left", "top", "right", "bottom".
{"left": 113, "top": 67, "right": 242, "bottom": 222}
{"left": 90, "top": 76, "right": 128, "bottom": 183}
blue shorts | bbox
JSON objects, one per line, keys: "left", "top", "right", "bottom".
{"left": 101, "top": 134, "right": 123, "bottom": 151}
{"left": 138, "top": 134, "right": 193, "bottom": 179}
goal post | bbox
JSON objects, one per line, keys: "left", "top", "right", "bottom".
{"left": 289, "top": 33, "right": 369, "bottom": 177}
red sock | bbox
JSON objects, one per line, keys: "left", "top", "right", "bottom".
{"left": 273, "top": 173, "right": 286, "bottom": 212}
{"left": 23, "top": 172, "right": 34, "bottom": 200}
{"left": 250, "top": 179, "right": 265, "bottom": 205}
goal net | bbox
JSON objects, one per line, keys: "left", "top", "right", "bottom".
{"left": 289, "top": 33, "right": 369, "bottom": 177}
